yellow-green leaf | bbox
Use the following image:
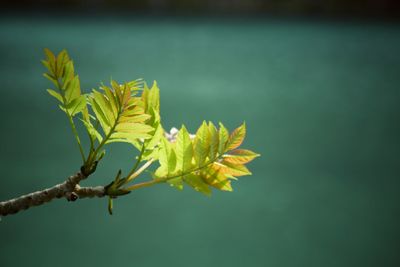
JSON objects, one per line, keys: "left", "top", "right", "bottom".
{"left": 67, "top": 95, "right": 87, "bottom": 116}
{"left": 226, "top": 122, "right": 246, "bottom": 151}
{"left": 218, "top": 122, "right": 229, "bottom": 154}
{"left": 208, "top": 121, "right": 219, "bottom": 160}
{"left": 194, "top": 121, "right": 210, "bottom": 167}
{"left": 184, "top": 174, "right": 211, "bottom": 196}
{"left": 158, "top": 137, "right": 176, "bottom": 176}
{"left": 175, "top": 126, "right": 194, "bottom": 174}
{"left": 47, "top": 89, "right": 63, "bottom": 103}
{"left": 90, "top": 97, "right": 111, "bottom": 133}
{"left": 213, "top": 160, "right": 251, "bottom": 177}
{"left": 223, "top": 149, "right": 260, "bottom": 164}
{"left": 64, "top": 75, "right": 81, "bottom": 103}
{"left": 210, "top": 179, "right": 233, "bottom": 192}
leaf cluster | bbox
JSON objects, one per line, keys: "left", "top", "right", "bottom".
{"left": 42, "top": 49, "right": 259, "bottom": 214}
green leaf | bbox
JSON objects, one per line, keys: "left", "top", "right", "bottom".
{"left": 89, "top": 82, "right": 154, "bottom": 147}
{"left": 208, "top": 121, "right": 219, "bottom": 160}
{"left": 47, "top": 89, "right": 63, "bottom": 103}
{"left": 145, "top": 122, "right": 163, "bottom": 150}
{"left": 218, "top": 122, "right": 229, "bottom": 154}
{"left": 175, "top": 125, "right": 194, "bottom": 175}
{"left": 92, "top": 90, "right": 114, "bottom": 123}
{"left": 142, "top": 81, "right": 160, "bottom": 113}
{"left": 194, "top": 121, "right": 210, "bottom": 167}
{"left": 184, "top": 174, "right": 211, "bottom": 196}
{"left": 210, "top": 179, "right": 233, "bottom": 192}
{"left": 147, "top": 81, "right": 160, "bottom": 113}
{"left": 90, "top": 96, "right": 111, "bottom": 133}
{"left": 43, "top": 49, "right": 87, "bottom": 119}
{"left": 158, "top": 137, "right": 176, "bottom": 176}
{"left": 62, "top": 61, "right": 75, "bottom": 84}
{"left": 66, "top": 95, "right": 86, "bottom": 116}
{"left": 64, "top": 75, "right": 81, "bottom": 103}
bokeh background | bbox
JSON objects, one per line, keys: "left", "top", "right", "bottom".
{"left": 1, "top": 1, "right": 400, "bottom": 267}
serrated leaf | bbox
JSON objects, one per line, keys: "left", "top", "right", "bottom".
{"left": 175, "top": 126, "right": 194, "bottom": 175}
{"left": 102, "top": 85, "right": 118, "bottom": 115}
{"left": 194, "top": 121, "right": 210, "bottom": 167}
{"left": 115, "top": 122, "right": 153, "bottom": 134}
{"left": 223, "top": 149, "right": 260, "bottom": 164}
{"left": 184, "top": 173, "right": 211, "bottom": 195}
{"left": 92, "top": 90, "right": 114, "bottom": 123}
{"left": 80, "top": 119, "right": 103, "bottom": 143}
{"left": 157, "top": 137, "right": 176, "bottom": 176}
{"left": 146, "top": 123, "right": 163, "bottom": 149}
{"left": 109, "top": 132, "right": 152, "bottom": 141}
{"left": 225, "top": 122, "right": 246, "bottom": 151}
{"left": 208, "top": 121, "right": 219, "bottom": 160}
{"left": 147, "top": 81, "right": 160, "bottom": 113}
{"left": 67, "top": 95, "right": 86, "bottom": 116}
{"left": 90, "top": 97, "right": 111, "bottom": 133}
{"left": 47, "top": 89, "right": 63, "bottom": 103}
{"left": 64, "top": 75, "right": 81, "bottom": 103}
{"left": 62, "top": 61, "right": 75, "bottom": 84}
{"left": 213, "top": 160, "right": 251, "bottom": 177}
{"left": 56, "top": 49, "right": 69, "bottom": 77}
{"left": 218, "top": 122, "right": 229, "bottom": 154}
{"left": 210, "top": 179, "right": 233, "bottom": 192}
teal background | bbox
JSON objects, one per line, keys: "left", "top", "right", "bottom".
{"left": 0, "top": 17, "right": 399, "bottom": 266}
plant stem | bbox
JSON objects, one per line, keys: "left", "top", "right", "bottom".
{"left": 0, "top": 171, "right": 100, "bottom": 216}
{"left": 55, "top": 79, "right": 86, "bottom": 162}
{"left": 125, "top": 156, "right": 222, "bottom": 192}
{"left": 124, "top": 178, "right": 163, "bottom": 191}
{"left": 68, "top": 115, "right": 86, "bottom": 162}
{"left": 125, "top": 159, "right": 154, "bottom": 184}
{"left": 126, "top": 143, "right": 146, "bottom": 179}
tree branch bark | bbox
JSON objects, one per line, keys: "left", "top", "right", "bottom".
{"left": 0, "top": 171, "right": 105, "bottom": 217}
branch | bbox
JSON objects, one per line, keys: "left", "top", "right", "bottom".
{"left": 0, "top": 171, "right": 104, "bottom": 217}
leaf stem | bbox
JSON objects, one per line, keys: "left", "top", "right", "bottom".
{"left": 126, "top": 143, "right": 146, "bottom": 179}
{"left": 56, "top": 79, "right": 86, "bottom": 162}
{"left": 125, "top": 159, "right": 154, "bottom": 184}
{"left": 125, "top": 156, "right": 222, "bottom": 192}
{"left": 124, "top": 177, "right": 162, "bottom": 191}
{"left": 86, "top": 107, "right": 122, "bottom": 167}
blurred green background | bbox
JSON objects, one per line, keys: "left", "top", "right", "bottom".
{"left": 0, "top": 16, "right": 400, "bottom": 267}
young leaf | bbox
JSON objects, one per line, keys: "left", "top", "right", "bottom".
{"left": 194, "top": 121, "right": 210, "bottom": 167}
{"left": 184, "top": 173, "right": 211, "bottom": 196}
{"left": 223, "top": 149, "right": 260, "bottom": 164}
{"left": 154, "top": 122, "right": 258, "bottom": 195}
{"left": 43, "top": 49, "right": 87, "bottom": 118}
{"left": 175, "top": 125, "right": 194, "bottom": 175}
{"left": 225, "top": 122, "right": 246, "bottom": 151}
{"left": 46, "top": 89, "right": 63, "bottom": 103}
{"left": 208, "top": 121, "right": 219, "bottom": 160}
{"left": 88, "top": 82, "right": 153, "bottom": 146}
{"left": 218, "top": 122, "right": 229, "bottom": 154}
